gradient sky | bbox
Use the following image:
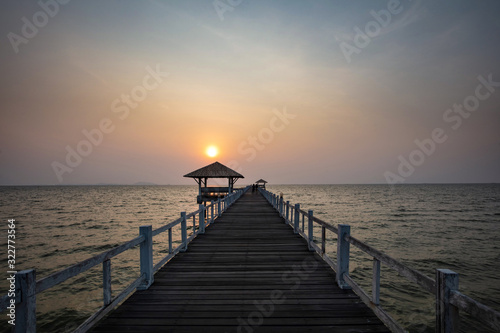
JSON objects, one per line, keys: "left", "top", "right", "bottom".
{"left": 1, "top": 0, "right": 499, "bottom": 185}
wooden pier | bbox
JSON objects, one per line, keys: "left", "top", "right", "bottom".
{"left": 90, "top": 190, "right": 389, "bottom": 332}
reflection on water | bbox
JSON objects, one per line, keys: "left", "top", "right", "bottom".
{"left": 0, "top": 184, "right": 499, "bottom": 332}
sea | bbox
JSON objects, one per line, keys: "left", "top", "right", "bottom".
{"left": 0, "top": 184, "right": 499, "bottom": 332}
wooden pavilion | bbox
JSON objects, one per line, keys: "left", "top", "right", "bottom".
{"left": 184, "top": 161, "right": 244, "bottom": 204}
{"left": 255, "top": 179, "right": 268, "bottom": 189}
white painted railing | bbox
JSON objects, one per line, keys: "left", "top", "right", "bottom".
{"left": 0, "top": 186, "right": 249, "bottom": 332}
{"left": 259, "top": 188, "right": 500, "bottom": 333}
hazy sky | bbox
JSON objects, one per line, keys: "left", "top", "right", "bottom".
{"left": 1, "top": 0, "right": 499, "bottom": 185}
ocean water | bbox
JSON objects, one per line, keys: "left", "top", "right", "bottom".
{"left": 0, "top": 184, "right": 499, "bottom": 332}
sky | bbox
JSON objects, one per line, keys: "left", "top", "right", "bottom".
{"left": 0, "top": 0, "right": 499, "bottom": 185}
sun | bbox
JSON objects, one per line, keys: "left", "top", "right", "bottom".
{"left": 206, "top": 145, "right": 219, "bottom": 158}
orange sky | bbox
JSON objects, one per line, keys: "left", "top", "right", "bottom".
{"left": 1, "top": 1, "right": 499, "bottom": 185}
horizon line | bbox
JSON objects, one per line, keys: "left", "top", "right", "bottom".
{"left": 1, "top": 182, "right": 499, "bottom": 186}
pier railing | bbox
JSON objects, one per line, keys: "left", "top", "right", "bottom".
{"left": 0, "top": 186, "right": 249, "bottom": 332}
{"left": 259, "top": 188, "right": 500, "bottom": 333}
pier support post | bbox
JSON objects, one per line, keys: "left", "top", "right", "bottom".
{"left": 180, "top": 212, "right": 187, "bottom": 252}
{"left": 15, "top": 269, "right": 36, "bottom": 333}
{"left": 336, "top": 224, "right": 351, "bottom": 289}
{"left": 138, "top": 225, "right": 153, "bottom": 290}
{"left": 286, "top": 201, "right": 289, "bottom": 224}
{"left": 199, "top": 205, "right": 205, "bottom": 234}
{"left": 308, "top": 210, "right": 314, "bottom": 251}
{"left": 294, "top": 204, "right": 300, "bottom": 234}
{"left": 211, "top": 200, "right": 214, "bottom": 224}
{"left": 436, "top": 269, "right": 460, "bottom": 333}
{"left": 217, "top": 198, "right": 221, "bottom": 217}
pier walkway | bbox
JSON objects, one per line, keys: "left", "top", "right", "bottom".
{"left": 91, "top": 191, "right": 389, "bottom": 332}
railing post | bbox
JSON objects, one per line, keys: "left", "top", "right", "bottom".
{"left": 211, "top": 200, "right": 214, "bottom": 223}
{"left": 436, "top": 269, "right": 460, "bottom": 333}
{"left": 321, "top": 226, "right": 326, "bottom": 254}
{"left": 308, "top": 210, "right": 314, "bottom": 251}
{"left": 138, "top": 225, "right": 153, "bottom": 290}
{"left": 217, "top": 198, "right": 221, "bottom": 217}
{"left": 15, "top": 269, "right": 36, "bottom": 333}
{"left": 180, "top": 212, "right": 187, "bottom": 252}
{"left": 279, "top": 196, "right": 283, "bottom": 217}
{"left": 372, "top": 258, "right": 380, "bottom": 305}
{"left": 103, "top": 259, "right": 111, "bottom": 306}
{"left": 199, "top": 205, "right": 205, "bottom": 234}
{"left": 286, "top": 201, "right": 289, "bottom": 223}
{"left": 168, "top": 228, "right": 173, "bottom": 254}
{"left": 336, "top": 224, "right": 351, "bottom": 289}
{"left": 294, "top": 204, "right": 300, "bottom": 234}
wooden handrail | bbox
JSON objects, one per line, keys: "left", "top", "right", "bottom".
{"left": 36, "top": 234, "right": 146, "bottom": 294}
{"left": 344, "top": 234, "right": 436, "bottom": 294}
{"left": 450, "top": 290, "right": 500, "bottom": 331}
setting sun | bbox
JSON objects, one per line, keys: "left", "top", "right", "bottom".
{"left": 206, "top": 146, "right": 218, "bottom": 158}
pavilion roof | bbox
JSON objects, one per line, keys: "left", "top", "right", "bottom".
{"left": 183, "top": 161, "right": 244, "bottom": 179}
{"left": 255, "top": 179, "right": 268, "bottom": 184}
